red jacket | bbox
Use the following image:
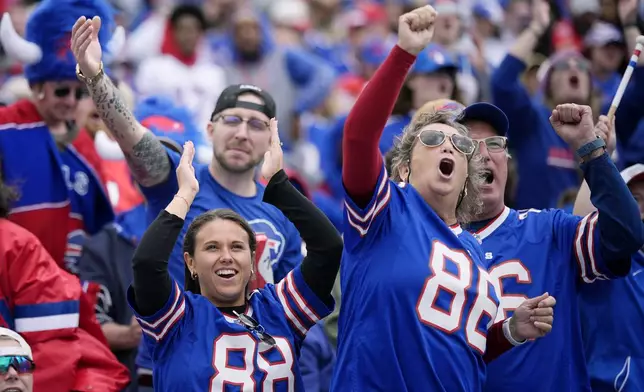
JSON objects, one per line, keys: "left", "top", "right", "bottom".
{"left": 0, "top": 219, "right": 129, "bottom": 391}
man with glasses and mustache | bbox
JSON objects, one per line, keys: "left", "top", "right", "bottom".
{"left": 71, "top": 15, "right": 304, "bottom": 388}
{"left": 457, "top": 100, "right": 644, "bottom": 392}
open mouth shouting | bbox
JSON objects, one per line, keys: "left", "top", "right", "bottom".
{"left": 568, "top": 75, "right": 580, "bottom": 89}
{"left": 439, "top": 158, "right": 455, "bottom": 179}
{"left": 482, "top": 168, "right": 495, "bottom": 185}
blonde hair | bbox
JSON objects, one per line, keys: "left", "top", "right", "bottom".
{"left": 389, "top": 110, "right": 485, "bottom": 224}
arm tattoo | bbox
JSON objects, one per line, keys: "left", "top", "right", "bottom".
{"left": 124, "top": 132, "right": 171, "bottom": 187}
{"left": 86, "top": 74, "right": 170, "bottom": 187}
{"left": 87, "top": 73, "right": 136, "bottom": 143}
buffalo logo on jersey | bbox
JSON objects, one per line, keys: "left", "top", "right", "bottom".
{"left": 248, "top": 219, "right": 285, "bottom": 290}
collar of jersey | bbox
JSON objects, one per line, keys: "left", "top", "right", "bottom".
{"left": 471, "top": 206, "right": 511, "bottom": 242}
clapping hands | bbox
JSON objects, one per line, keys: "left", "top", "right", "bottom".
{"left": 260, "top": 119, "right": 284, "bottom": 181}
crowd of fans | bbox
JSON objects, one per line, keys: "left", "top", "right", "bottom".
{"left": 0, "top": 0, "right": 643, "bottom": 390}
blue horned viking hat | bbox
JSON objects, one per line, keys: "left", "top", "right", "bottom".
{"left": 0, "top": 0, "right": 125, "bottom": 84}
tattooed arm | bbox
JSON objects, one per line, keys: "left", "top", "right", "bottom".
{"left": 86, "top": 74, "right": 171, "bottom": 187}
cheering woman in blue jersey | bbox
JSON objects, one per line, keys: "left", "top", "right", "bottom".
{"left": 127, "top": 120, "right": 342, "bottom": 391}
{"left": 331, "top": 5, "right": 557, "bottom": 392}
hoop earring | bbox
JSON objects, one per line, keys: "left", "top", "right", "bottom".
{"left": 191, "top": 271, "right": 197, "bottom": 280}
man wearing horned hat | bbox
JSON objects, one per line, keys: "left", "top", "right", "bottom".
{"left": 0, "top": 1, "right": 129, "bottom": 390}
{"left": 0, "top": 0, "right": 124, "bottom": 274}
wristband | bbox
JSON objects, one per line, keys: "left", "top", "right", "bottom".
{"left": 576, "top": 137, "right": 606, "bottom": 159}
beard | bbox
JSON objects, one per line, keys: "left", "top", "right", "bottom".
{"left": 213, "top": 148, "right": 260, "bottom": 174}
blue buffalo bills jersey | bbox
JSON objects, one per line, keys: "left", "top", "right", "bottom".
{"left": 331, "top": 165, "right": 501, "bottom": 392}
{"left": 471, "top": 207, "right": 614, "bottom": 392}
{"left": 579, "top": 250, "right": 644, "bottom": 391}
{"left": 138, "top": 148, "right": 304, "bottom": 371}
{"left": 127, "top": 266, "right": 332, "bottom": 391}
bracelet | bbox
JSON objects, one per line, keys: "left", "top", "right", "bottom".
{"left": 173, "top": 194, "right": 190, "bottom": 209}
{"left": 75, "top": 62, "right": 104, "bottom": 86}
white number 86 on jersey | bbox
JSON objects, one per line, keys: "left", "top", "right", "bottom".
{"left": 416, "top": 241, "right": 501, "bottom": 354}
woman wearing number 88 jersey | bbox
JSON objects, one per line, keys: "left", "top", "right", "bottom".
{"left": 127, "top": 122, "right": 343, "bottom": 390}
{"left": 331, "top": 5, "right": 557, "bottom": 392}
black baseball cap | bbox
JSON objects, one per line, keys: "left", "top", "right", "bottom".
{"left": 458, "top": 102, "right": 509, "bottom": 137}
{"left": 211, "top": 84, "right": 277, "bottom": 120}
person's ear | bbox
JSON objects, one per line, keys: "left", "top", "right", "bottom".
{"left": 184, "top": 252, "right": 197, "bottom": 279}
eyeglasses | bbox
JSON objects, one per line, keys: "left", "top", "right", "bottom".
{"left": 474, "top": 136, "right": 507, "bottom": 153}
{"left": 216, "top": 115, "right": 269, "bottom": 132}
{"left": 234, "top": 311, "right": 276, "bottom": 347}
{"left": 53, "top": 86, "right": 89, "bottom": 100}
{"left": 418, "top": 129, "right": 476, "bottom": 156}
{"left": 0, "top": 356, "right": 35, "bottom": 374}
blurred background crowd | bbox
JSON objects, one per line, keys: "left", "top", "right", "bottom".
{"left": 0, "top": 0, "right": 644, "bottom": 390}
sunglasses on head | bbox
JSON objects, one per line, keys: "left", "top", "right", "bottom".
{"left": 216, "top": 115, "right": 269, "bottom": 132}
{"left": 53, "top": 86, "right": 89, "bottom": 100}
{"left": 474, "top": 136, "right": 507, "bottom": 153}
{"left": 418, "top": 129, "right": 476, "bottom": 156}
{"left": 0, "top": 356, "right": 35, "bottom": 374}
{"left": 234, "top": 311, "right": 276, "bottom": 347}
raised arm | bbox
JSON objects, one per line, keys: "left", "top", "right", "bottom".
{"left": 261, "top": 120, "right": 343, "bottom": 301}
{"left": 71, "top": 16, "right": 171, "bottom": 187}
{"left": 573, "top": 115, "right": 616, "bottom": 216}
{"left": 130, "top": 141, "right": 199, "bottom": 315}
{"left": 490, "top": 0, "right": 549, "bottom": 143}
{"left": 553, "top": 105, "right": 643, "bottom": 276}
{"left": 343, "top": 7, "right": 435, "bottom": 207}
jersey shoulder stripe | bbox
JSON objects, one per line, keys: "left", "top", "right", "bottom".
{"left": 344, "top": 166, "right": 392, "bottom": 237}
{"left": 136, "top": 282, "right": 186, "bottom": 342}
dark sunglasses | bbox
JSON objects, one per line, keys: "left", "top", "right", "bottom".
{"left": 234, "top": 311, "right": 276, "bottom": 347}
{"left": 552, "top": 59, "right": 590, "bottom": 72}
{"left": 474, "top": 136, "right": 507, "bottom": 153}
{"left": 216, "top": 115, "right": 269, "bottom": 132}
{"left": 418, "top": 129, "right": 476, "bottom": 156}
{"left": 0, "top": 356, "right": 35, "bottom": 374}
{"left": 53, "top": 86, "right": 89, "bottom": 100}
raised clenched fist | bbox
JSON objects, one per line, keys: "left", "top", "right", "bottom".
{"left": 549, "top": 104, "right": 597, "bottom": 151}
{"left": 397, "top": 5, "right": 437, "bottom": 56}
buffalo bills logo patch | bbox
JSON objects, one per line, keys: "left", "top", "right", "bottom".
{"left": 248, "top": 219, "right": 285, "bottom": 290}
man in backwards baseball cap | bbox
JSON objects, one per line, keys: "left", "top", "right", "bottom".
{"left": 0, "top": 328, "right": 34, "bottom": 392}
{"left": 120, "top": 84, "right": 304, "bottom": 385}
